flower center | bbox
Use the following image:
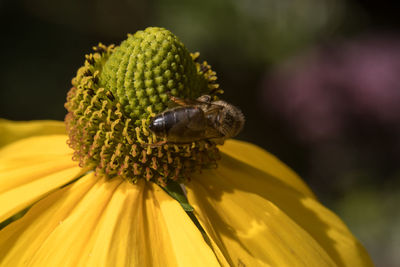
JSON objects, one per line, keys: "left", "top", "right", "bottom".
{"left": 65, "top": 27, "right": 222, "bottom": 185}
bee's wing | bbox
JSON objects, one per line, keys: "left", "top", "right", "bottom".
{"left": 202, "top": 104, "right": 226, "bottom": 140}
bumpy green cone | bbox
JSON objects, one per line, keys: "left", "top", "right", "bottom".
{"left": 65, "top": 27, "right": 222, "bottom": 185}
{"left": 101, "top": 27, "right": 209, "bottom": 121}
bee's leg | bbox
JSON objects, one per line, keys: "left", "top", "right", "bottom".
{"left": 196, "top": 95, "right": 212, "bottom": 103}
{"left": 168, "top": 95, "right": 191, "bottom": 106}
{"left": 167, "top": 91, "right": 200, "bottom": 106}
{"left": 141, "top": 140, "right": 168, "bottom": 148}
{"left": 209, "top": 137, "right": 225, "bottom": 145}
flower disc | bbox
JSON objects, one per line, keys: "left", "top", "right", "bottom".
{"left": 65, "top": 27, "right": 222, "bottom": 185}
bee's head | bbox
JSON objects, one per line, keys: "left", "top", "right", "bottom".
{"left": 214, "top": 101, "right": 245, "bottom": 138}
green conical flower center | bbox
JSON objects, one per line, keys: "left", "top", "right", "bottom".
{"left": 65, "top": 27, "right": 222, "bottom": 185}
{"left": 100, "top": 27, "right": 209, "bottom": 122}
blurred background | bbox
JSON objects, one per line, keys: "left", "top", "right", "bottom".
{"left": 0, "top": 0, "right": 399, "bottom": 265}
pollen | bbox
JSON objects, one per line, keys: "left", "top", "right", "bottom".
{"left": 64, "top": 27, "right": 223, "bottom": 184}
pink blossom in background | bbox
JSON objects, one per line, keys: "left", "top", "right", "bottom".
{"left": 262, "top": 35, "right": 400, "bottom": 143}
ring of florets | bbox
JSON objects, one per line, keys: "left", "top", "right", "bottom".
{"left": 65, "top": 37, "right": 223, "bottom": 185}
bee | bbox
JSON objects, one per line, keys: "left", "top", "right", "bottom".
{"left": 148, "top": 94, "right": 245, "bottom": 145}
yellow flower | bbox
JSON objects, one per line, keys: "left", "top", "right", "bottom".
{"left": 0, "top": 119, "right": 373, "bottom": 266}
{"left": 0, "top": 27, "right": 373, "bottom": 266}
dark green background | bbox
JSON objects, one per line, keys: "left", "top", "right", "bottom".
{"left": 1, "top": 1, "right": 399, "bottom": 266}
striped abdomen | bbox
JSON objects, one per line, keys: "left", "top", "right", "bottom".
{"left": 149, "top": 106, "right": 207, "bottom": 143}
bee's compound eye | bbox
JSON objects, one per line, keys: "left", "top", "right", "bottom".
{"left": 224, "top": 113, "right": 234, "bottom": 128}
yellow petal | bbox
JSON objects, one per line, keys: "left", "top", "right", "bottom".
{"left": 0, "top": 135, "right": 83, "bottom": 223}
{"left": 0, "top": 173, "right": 220, "bottom": 267}
{"left": 186, "top": 148, "right": 373, "bottom": 267}
{"left": 220, "top": 139, "right": 315, "bottom": 198}
{"left": 0, "top": 119, "right": 65, "bottom": 148}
